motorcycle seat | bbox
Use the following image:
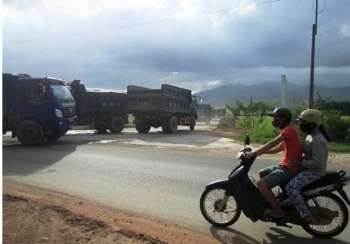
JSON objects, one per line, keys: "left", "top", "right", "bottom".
{"left": 302, "top": 171, "right": 340, "bottom": 191}
{"left": 278, "top": 171, "right": 341, "bottom": 195}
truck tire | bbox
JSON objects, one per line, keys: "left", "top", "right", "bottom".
{"left": 94, "top": 124, "right": 107, "bottom": 133}
{"left": 162, "top": 117, "right": 170, "bottom": 133}
{"left": 190, "top": 114, "right": 196, "bottom": 131}
{"left": 108, "top": 115, "right": 125, "bottom": 133}
{"left": 17, "top": 119, "right": 45, "bottom": 146}
{"left": 45, "top": 129, "right": 67, "bottom": 141}
{"left": 135, "top": 123, "right": 151, "bottom": 133}
{"left": 168, "top": 115, "right": 178, "bottom": 134}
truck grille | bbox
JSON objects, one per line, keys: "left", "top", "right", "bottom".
{"left": 62, "top": 105, "right": 76, "bottom": 118}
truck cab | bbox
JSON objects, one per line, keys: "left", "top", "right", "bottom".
{"left": 2, "top": 73, "right": 77, "bottom": 145}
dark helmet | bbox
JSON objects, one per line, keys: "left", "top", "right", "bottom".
{"left": 268, "top": 107, "right": 292, "bottom": 123}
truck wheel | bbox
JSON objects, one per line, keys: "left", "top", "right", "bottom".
{"left": 162, "top": 118, "right": 170, "bottom": 133}
{"left": 94, "top": 125, "right": 107, "bottom": 133}
{"left": 61, "top": 128, "right": 69, "bottom": 135}
{"left": 143, "top": 124, "right": 151, "bottom": 133}
{"left": 190, "top": 115, "right": 196, "bottom": 131}
{"left": 45, "top": 129, "right": 66, "bottom": 141}
{"left": 135, "top": 123, "right": 151, "bottom": 133}
{"left": 108, "top": 116, "right": 125, "bottom": 133}
{"left": 168, "top": 115, "right": 178, "bottom": 134}
{"left": 135, "top": 123, "right": 142, "bottom": 133}
{"left": 17, "top": 119, "right": 45, "bottom": 146}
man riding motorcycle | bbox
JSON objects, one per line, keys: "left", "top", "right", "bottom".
{"left": 245, "top": 107, "right": 302, "bottom": 220}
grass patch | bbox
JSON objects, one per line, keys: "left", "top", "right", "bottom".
{"left": 234, "top": 129, "right": 279, "bottom": 144}
{"left": 329, "top": 142, "right": 350, "bottom": 153}
{"left": 231, "top": 127, "right": 350, "bottom": 153}
{"left": 223, "top": 115, "right": 350, "bottom": 153}
{"left": 71, "top": 125, "right": 93, "bottom": 130}
{"left": 233, "top": 131, "right": 350, "bottom": 153}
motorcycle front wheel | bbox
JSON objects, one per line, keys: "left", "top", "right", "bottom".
{"left": 302, "top": 193, "right": 349, "bottom": 238}
{"left": 200, "top": 186, "right": 241, "bottom": 227}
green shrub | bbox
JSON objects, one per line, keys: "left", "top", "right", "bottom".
{"left": 323, "top": 110, "right": 350, "bottom": 142}
{"left": 291, "top": 99, "right": 350, "bottom": 143}
{"left": 224, "top": 97, "right": 350, "bottom": 152}
{"left": 217, "top": 116, "right": 236, "bottom": 127}
{"left": 225, "top": 97, "right": 273, "bottom": 130}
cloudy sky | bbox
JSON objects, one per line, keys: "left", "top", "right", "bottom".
{"left": 2, "top": 0, "right": 350, "bottom": 92}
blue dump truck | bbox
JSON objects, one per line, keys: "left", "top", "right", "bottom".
{"left": 2, "top": 73, "right": 77, "bottom": 146}
{"left": 127, "top": 84, "right": 198, "bottom": 134}
{"left": 66, "top": 80, "right": 128, "bottom": 133}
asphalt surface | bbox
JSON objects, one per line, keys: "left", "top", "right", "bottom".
{"left": 3, "top": 126, "right": 350, "bottom": 243}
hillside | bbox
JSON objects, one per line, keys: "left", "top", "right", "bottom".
{"left": 194, "top": 82, "right": 350, "bottom": 108}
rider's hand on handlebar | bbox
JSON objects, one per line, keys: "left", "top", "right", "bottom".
{"left": 244, "top": 151, "right": 256, "bottom": 159}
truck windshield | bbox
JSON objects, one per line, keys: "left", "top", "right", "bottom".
{"left": 51, "top": 85, "right": 75, "bottom": 101}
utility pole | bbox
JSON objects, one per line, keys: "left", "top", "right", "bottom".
{"left": 309, "top": 0, "right": 318, "bottom": 108}
{"left": 281, "top": 75, "right": 287, "bottom": 108}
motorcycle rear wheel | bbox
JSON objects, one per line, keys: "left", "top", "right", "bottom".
{"left": 302, "top": 193, "right": 349, "bottom": 238}
{"left": 200, "top": 186, "right": 241, "bottom": 227}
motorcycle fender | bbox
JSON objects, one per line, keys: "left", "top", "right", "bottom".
{"left": 205, "top": 179, "right": 230, "bottom": 189}
{"left": 337, "top": 188, "right": 350, "bottom": 206}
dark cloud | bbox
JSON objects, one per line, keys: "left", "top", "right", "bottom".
{"left": 2, "top": 0, "right": 350, "bottom": 92}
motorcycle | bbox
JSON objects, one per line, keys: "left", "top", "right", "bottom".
{"left": 200, "top": 135, "right": 350, "bottom": 238}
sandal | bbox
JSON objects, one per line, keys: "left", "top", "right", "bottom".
{"left": 302, "top": 216, "right": 313, "bottom": 224}
{"left": 264, "top": 211, "right": 285, "bottom": 221}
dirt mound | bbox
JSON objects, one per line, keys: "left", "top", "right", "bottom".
{"left": 2, "top": 180, "right": 217, "bottom": 244}
{"left": 2, "top": 194, "right": 164, "bottom": 244}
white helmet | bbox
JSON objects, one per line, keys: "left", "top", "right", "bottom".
{"left": 298, "top": 109, "right": 322, "bottom": 126}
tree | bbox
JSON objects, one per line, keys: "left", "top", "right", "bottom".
{"left": 225, "top": 96, "right": 273, "bottom": 130}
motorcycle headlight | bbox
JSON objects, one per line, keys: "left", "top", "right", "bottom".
{"left": 55, "top": 109, "right": 63, "bottom": 118}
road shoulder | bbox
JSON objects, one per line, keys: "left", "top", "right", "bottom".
{"left": 3, "top": 179, "right": 218, "bottom": 244}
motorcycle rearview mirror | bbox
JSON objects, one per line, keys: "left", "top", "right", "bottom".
{"left": 237, "top": 134, "right": 251, "bottom": 158}
{"left": 245, "top": 134, "right": 250, "bottom": 146}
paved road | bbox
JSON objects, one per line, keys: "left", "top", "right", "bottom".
{"left": 3, "top": 129, "right": 350, "bottom": 243}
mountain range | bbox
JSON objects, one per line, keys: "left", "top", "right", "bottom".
{"left": 194, "top": 82, "right": 350, "bottom": 108}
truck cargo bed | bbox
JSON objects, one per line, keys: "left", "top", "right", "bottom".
{"left": 67, "top": 80, "right": 128, "bottom": 132}
{"left": 78, "top": 92, "right": 126, "bottom": 113}
{"left": 127, "top": 84, "right": 192, "bottom": 114}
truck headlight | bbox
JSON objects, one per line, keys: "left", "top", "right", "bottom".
{"left": 55, "top": 109, "right": 63, "bottom": 117}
